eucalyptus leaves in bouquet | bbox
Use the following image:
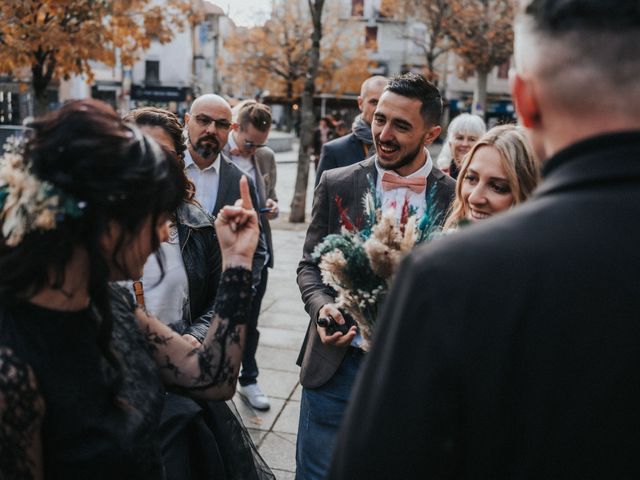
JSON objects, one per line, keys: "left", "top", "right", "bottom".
{"left": 312, "top": 179, "right": 442, "bottom": 350}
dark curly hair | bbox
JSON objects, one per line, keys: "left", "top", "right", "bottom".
{"left": 122, "top": 107, "right": 196, "bottom": 203}
{"left": 0, "top": 99, "right": 185, "bottom": 400}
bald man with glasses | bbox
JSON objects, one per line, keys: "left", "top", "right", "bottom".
{"left": 184, "top": 96, "right": 269, "bottom": 386}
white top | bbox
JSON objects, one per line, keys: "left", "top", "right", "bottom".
{"left": 127, "top": 225, "right": 191, "bottom": 332}
{"left": 184, "top": 149, "right": 221, "bottom": 214}
{"left": 374, "top": 149, "right": 433, "bottom": 219}
{"left": 227, "top": 133, "right": 257, "bottom": 183}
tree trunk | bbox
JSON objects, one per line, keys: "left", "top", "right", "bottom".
{"left": 426, "top": 53, "right": 438, "bottom": 86}
{"left": 284, "top": 81, "right": 294, "bottom": 132}
{"left": 34, "top": 91, "right": 49, "bottom": 118}
{"left": 289, "top": 0, "right": 325, "bottom": 223}
{"left": 32, "top": 54, "right": 55, "bottom": 118}
{"left": 472, "top": 69, "right": 488, "bottom": 118}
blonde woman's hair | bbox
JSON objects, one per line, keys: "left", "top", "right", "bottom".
{"left": 444, "top": 124, "right": 541, "bottom": 229}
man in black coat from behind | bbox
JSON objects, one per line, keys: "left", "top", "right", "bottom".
{"left": 329, "top": 0, "right": 640, "bottom": 478}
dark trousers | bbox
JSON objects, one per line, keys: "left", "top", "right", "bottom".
{"left": 239, "top": 266, "right": 268, "bottom": 386}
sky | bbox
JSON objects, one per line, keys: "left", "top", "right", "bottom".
{"left": 220, "top": 0, "right": 273, "bottom": 27}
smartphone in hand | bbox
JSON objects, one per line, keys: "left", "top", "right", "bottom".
{"left": 316, "top": 309, "right": 357, "bottom": 335}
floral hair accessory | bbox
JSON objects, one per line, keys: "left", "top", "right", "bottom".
{"left": 0, "top": 136, "right": 86, "bottom": 247}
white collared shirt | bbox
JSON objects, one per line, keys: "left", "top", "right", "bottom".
{"left": 227, "top": 133, "right": 257, "bottom": 183}
{"left": 374, "top": 149, "right": 433, "bottom": 220}
{"left": 184, "top": 149, "right": 221, "bottom": 214}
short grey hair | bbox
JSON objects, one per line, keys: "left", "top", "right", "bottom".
{"left": 445, "top": 114, "right": 486, "bottom": 143}
{"left": 437, "top": 114, "right": 486, "bottom": 169}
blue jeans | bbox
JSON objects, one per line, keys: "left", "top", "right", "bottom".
{"left": 295, "top": 348, "right": 364, "bottom": 480}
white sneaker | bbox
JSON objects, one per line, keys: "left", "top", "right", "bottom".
{"left": 239, "top": 383, "right": 271, "bottom": 411}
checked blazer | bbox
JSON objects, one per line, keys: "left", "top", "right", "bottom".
{"left": 296, "top": 155, "right": 455, "bottom": 388}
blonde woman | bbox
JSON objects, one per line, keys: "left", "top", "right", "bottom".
{"left": 444, "top": 124, "right": 540, "bottom": 228}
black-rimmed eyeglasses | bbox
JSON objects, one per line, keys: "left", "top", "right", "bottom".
{"left": 194, "top": 114, "right": 232, "bottom": 131}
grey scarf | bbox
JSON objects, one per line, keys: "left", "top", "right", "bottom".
{"left": 351, "top": 114, "right": 373, "bottom": 146}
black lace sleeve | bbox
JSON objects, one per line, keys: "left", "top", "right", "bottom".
{"left": 139, "top": 267, "right": 253, "bottom": 399}
{"left": 0, "top": 347, "right": 45, "bottom": 479}
{"left": 173, "top": 267, "right": 252, "bottom": 393}
{"left": 213, "top": 267, "right": 253, "bottom": 327}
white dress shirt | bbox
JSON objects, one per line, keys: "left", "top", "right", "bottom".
{"left": 184, "top": 149, "right": 221, "bottom": 214}
{"left": 374, "top": 149, "right": 433, "bottom": 219}
{"left": 227, "top": 133, "right": 257, "bottom": 183}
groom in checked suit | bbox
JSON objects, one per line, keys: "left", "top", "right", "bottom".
{"left": 295, "top": 73, "right": 455, "bottom": 480}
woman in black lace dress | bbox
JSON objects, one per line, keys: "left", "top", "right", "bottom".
{"left": 0, "top": 99, "right": 259, "bottom": 478}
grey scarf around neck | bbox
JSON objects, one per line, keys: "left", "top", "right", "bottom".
{"left": 351, "top": 114, "right": 373, "bottom": 145}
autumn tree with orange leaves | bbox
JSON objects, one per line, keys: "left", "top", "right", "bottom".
{"left": 449, "top": 0, "right": 515, "bottom": 115}
{"left": 221, "top": 1, "right": 369, "bottom": 132}
{"left": 0, "top": 0, "right": 199, "bottom": 115}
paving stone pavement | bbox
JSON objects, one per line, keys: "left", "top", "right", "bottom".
{"left": 232, "top": 216, "right": 310, "bottom": 479}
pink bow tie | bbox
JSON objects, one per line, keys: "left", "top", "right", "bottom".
{"left": 381, "top": 171, "right": 427, "bottom": 194}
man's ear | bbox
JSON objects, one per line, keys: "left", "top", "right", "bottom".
{"left": 184, "top": 112, "right": 191, "bottom": 124}
{"left": 423, "top": 125, "right": 442, "bottom": 146}
{"left": 357, "top": 96, "right": 364, "bottom": 112}
{"left": 511, "top": 71, "right": 541, "bottom": 129}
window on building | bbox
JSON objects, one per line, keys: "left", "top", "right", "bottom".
{"left": 365, "top": 26, "right": 378, "bottom": 51}
{"left": 145, "top": 60, "right": 160, "bottom": 85}
{"left": 352, "top": 0, "right": 364, "bottom": 16}
{"left": 497, "top": 59, "right": 510, "bottom": 79}
{"left": 0, "top": 91, "right": 20, "bottom": 125}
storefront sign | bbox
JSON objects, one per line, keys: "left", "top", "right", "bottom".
{"left": 131, "top": 85, "right": 190, "bottom": 102}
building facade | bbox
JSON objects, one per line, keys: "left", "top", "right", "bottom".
{"left": 333, "top": 0, "right": 515, "bottom": 125}
{"left": 56, "top": 1, "right": 232, "bottom": 118}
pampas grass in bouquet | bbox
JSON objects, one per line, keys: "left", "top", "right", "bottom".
{"left": 312, "top": 179, "right": 442, "bottom": 350}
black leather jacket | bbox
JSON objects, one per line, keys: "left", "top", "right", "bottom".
{"left": 176, "top": 201, "right": 222, "bottom": 343}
